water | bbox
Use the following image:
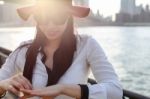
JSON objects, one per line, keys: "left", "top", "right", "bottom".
{"left": 0, "top": 26, "right": 150, "bottom": 97}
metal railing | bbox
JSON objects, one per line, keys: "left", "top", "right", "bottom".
{"left": 0, "top": 47, "right": 150, "bottom": 99}
{"left": 0, "top": 47, "right": 11, "bottom": 67}
{"left": 88, "top": 75, "right": 150, "bottom": 99}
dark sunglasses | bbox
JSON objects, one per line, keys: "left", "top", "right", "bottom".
{"left": 34, "top": 12, "right": 69, "bottom": 25}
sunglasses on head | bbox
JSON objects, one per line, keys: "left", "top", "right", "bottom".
{"left": 34, "top": 12, "right": 69, "bottom": 25}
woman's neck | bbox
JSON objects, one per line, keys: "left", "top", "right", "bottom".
{"left": 44, "top": 37, "right": 62, "bottom": 54}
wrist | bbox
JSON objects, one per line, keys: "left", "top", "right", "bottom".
{"left": 59, "top": 84, "right": 81, "bottom": 98}
{"left": 0, "top": 82, "right": 6, "bottom": 98}
{"left": 78, "top": 84, "right": 89, "bottom": 99}
{"left": 0, "top": 80, "right": 7, "bottom": 91}
{"left": 0, "top": 89, "right": 6, "bottom": 98}
{"left": 59, "top": 84, "right": 66, "bottom": 95}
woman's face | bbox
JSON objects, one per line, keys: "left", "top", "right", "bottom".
{"left": 38, "top": 20, "right": 68, "bottom": 41}
{"left": 35, "top": 12, "right": 69, "bottom": 41}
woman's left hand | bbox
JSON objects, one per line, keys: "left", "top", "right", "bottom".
{"left": 20, "top": 84, "right": 63, "bottom": 98}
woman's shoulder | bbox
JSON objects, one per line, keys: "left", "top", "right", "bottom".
{"left": 4, "top": 40, "right": 33, "bottom": 66}
{"left": 10, "top": 39, "right": 33, "bottom": 56}
{"left": 18, "top": 39, "right": 33, "bottom": 48}
{"left": 76, "top": 34, "right": 98, "bottom": 46}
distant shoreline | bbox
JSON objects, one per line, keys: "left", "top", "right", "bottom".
{"left": 1, "top": 22, "right": 150, "bottom": 27}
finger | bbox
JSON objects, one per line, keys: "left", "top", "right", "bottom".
{"left": 20, "top": 75, "right": 32, "bottom": 89}
{"left": 20, "top": 89, "right": 33, "bottom": 95}
{"left": 12, "top": 76, "right": 24, "bottom": 90}
{"left": 21, "top": 89, "right": 56, "bottom": 99}
{"left": 29, "top": 90, "right": 43, "bottom": 96}
{"left": 15, "top": 77, "right": 28, "bottom": 89}
{"left": 18, "top": 91, "right": 24, "bottom": 97}
{"left": 42, "top": 96, "right": 54, "bottom": 99}
{"left": 13, "top": 74, "right": 32, "bottom": 89}
{"left": 8, "top": 85, "right": 19, "bottom": 96}
{"left": 17, "top": 75, "right": 32, "bottom": 90}
{"left": 20, "top": 76, "right": 32, "bottom": 89}
{"left": 20, "top": 94, "right": 33, "bottom": 99}
{"left": 19, "top": 89, "right": 34, "bottom": 99}
{"left": 21, "top": 89, "right": 44, "bottom": 96}
{"left": 11, "top": 80, "right": 24, "bottom": 90}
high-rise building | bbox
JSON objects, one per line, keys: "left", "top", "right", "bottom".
{"left": 0, "top": 2, "right": 21, "bottom": 23}
{"left": 135, "top": 4, "right": 143, "bottom": 14}
{"left": 120, "top": 0, "right": 136, "bottom": 15}
{"left": 74, "top": 0, "right": 89, "bottom": 7}
{"left": 146, "top": 4, "right": 150, "bottom": 12}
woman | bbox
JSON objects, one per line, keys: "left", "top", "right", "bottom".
{"left": 0, "top": 0, "right": 123, "bottom": 99}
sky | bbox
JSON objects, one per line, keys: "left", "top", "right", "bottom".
{"left": 89, "top": 0, "right": 150, "bottom": 17}
{"left": 0, "top": 0, "right": 150, "bottom": 18}
{"left": 0, "top": 1, "right": 4, "bottom": 4}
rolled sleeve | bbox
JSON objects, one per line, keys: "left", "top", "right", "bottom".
{"left": 0, "top": 41, "right": 30, "bottom": 81}
{"left": 86, "top": 37, "right": 123, "bottom": 99}
{"left": 0, "top": 49, "right": 19, "bottom": 80}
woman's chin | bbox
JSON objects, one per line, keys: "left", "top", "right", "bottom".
{"left": 47, "top": 36, "right": 58, "bottom": 41}
{"left": 45, "top": 31, "right": 63, "bottom": 41}
{"left": 46, "top": 35, "right": 61, "bottom": 41}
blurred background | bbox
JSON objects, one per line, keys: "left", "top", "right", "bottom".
{"left": 0, "top": 0, "right": 150, "bottom": 97}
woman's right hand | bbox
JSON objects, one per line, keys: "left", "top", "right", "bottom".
{"left": 0, "top": 73, "right": 32, "bottom": 97}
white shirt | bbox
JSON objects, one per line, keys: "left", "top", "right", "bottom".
{"left": 0, "top": 34, "right": 123, "bottom": 99}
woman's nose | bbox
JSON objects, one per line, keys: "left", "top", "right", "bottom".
{"left": 47, "top": 21, "right": 58, "bottom": 30}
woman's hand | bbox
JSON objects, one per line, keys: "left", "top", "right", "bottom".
{"left": 20, "top": 84, "right": 63, "bottom": 98}
{"left": 0, "top": 73, "right": 32, "bottom": 97}
{"left": 20, "top": 84, "right": 82, "bottom": 99}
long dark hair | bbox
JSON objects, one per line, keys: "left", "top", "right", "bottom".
{"left": 22, "top": 16, "right": 77, "bottom": 85}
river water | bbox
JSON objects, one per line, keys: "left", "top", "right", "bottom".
{"left": 0, "top": 26, "right": 150, "bottom": 97}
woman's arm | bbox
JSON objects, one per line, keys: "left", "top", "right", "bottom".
{"left": 0, "top": 48, "right": 20, "bottom": 97}
{"left": 20, "top": 84, "right": 82, "bottom": 99}
{"left": 0, "top": 40, "right": 31, "bottom": 81}
{"left": 61, "top": 84, "right": 81, "bottom": 99}
{"left": 86, "top": 37, "right": 123, "bottom": 99}
{"left": 0, "top": 49, "right": 19, "bottom": 81}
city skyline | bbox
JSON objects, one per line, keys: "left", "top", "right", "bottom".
{"left": 1, "top": 0, "right": 150, "bottom": 18}
{"left": 89, "top": 0, "right": 150, "bottom": 17}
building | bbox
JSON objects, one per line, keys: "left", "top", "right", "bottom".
{"left": 0, "top": 2, "right": 20, "bottom": 23}
{"left": 145, "top": 4, "right": 150, "bottom": 12}
{"left": 0, "top": 2, "right": 35, "bottom": 26}
{"left": 74, "top": 0, "right": 89, "bottom": 7}
{"left": 135, "top": 4, "right": 143, "bottom": 14}
{"left": 116, "top": 0, "right": 150, "bottom": 23}
{"left": 120, "top": 0, "right": 136, "bottom": 15}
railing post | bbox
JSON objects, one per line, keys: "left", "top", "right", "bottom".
{"left": 0, "top": 56, "right": 2, "bottom": 68}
